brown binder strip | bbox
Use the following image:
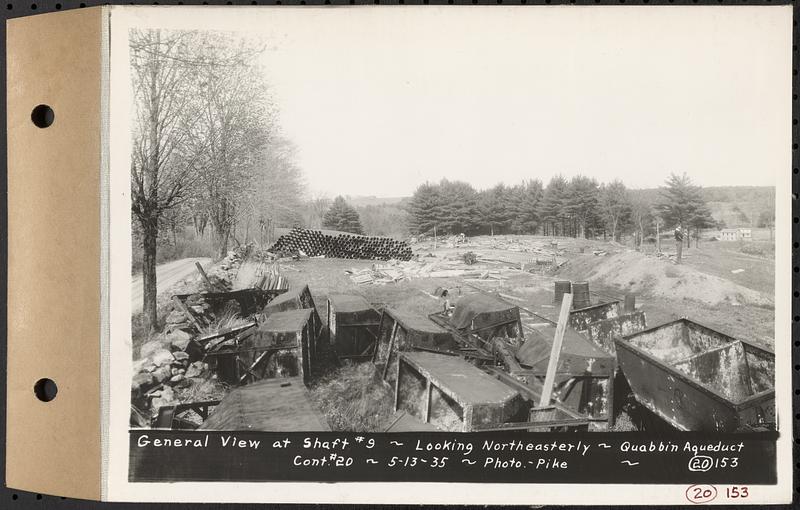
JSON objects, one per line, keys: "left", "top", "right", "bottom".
{"left": 6, "top": 7, "right": 105, "bottom": 500}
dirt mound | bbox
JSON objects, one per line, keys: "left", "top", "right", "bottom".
{"left": 559, "top": 251, "right": 773, "bottom": 307}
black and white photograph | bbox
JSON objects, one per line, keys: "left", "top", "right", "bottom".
{"left": 105, "top": 4, "right": 792, "bottom": 504}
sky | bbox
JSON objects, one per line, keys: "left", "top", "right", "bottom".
{"left": 125, "top": 5, "right": 792, "bottom": 198}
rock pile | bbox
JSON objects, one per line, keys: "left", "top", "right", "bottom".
{"left": 131, "top": 335, "right": 214, "bottom": 409}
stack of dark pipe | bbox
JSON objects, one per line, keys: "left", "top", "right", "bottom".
{"left": 269, "top": 228, "right": 413, "bottom": 261}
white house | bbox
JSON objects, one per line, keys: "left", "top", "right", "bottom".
{"left": 719, "top": 228, "right": 751, "bottom": 241}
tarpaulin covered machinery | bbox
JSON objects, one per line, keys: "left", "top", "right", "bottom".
{"left": 514, "top": 324, "right": 616, "bottom": 428}
{"left": 443, "top": 293, "right": 524, "bottom": 346}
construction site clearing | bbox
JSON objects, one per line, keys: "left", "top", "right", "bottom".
{"left": 131, "top": 230, "right": 776, "bottom": 434}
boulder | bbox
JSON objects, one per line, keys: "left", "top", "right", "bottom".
{"left": 167, "top": 330, "right": 193, "bottom": 351}
{"left": 151, "top": 386, "right": 177, "bottom": 411}
{"left": 139, "top": 337, "right": 171, "bottom": 360}
{"left": 165, "top": 310, "right": 187, "bottom": 324}
{"left": 152, "top": 366, "right": 172, "bottom": 384}
{"left": 172, "top": 351, "right": 190, "bottom": 362}
{"left": 185, "top": 361, "right": 205, "bottom": 378}
{"left": 131, "top": 372, "right": 156, "bottom": 395}
{"left": 150, "top": 349, "right": 175, "bottom": 367}
{"left": 132, "top": 357, "right": 152, "bottom": 374}
{"left": 169, "top": 374, "right": 185, "bottom": 384}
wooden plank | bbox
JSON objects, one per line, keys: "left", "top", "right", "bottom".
{"left": 538, "top": 293, "right": 573, "bottom": 408}
{"left": 472, "top": 418, "right": 590, "bottom": 431}
{"left": 381, "top": 320, "right": 399, "bottom": 381}
{"left": 371, "top": 310, "right": 385, "bottom": 363}
{"left": 195, "top": 261, "right": 213, "bottom": 290}
{"left": 196, "top": 322, "right": 257, "bottom": 344}
{"left": 171, "top": 295, "right": 205, "bottom": 333}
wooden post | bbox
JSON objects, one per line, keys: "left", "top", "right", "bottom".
{"left": 538, "top": 293, "right": 573, "bottom": 408}
{"left": 381, "top": 321, "right": 400, "bottom": 381}
{"left": 423, "top": 380, "right": 432, "bottom": 424}
{"left": 195, "top": 261, "right": 213, "bottom": 290}
{"left": 433, "top": 225, "right": 437, "bottom": 251}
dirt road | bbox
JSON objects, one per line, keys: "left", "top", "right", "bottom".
{"left": 131, "top": 257, "right": 212, "bottom": 313}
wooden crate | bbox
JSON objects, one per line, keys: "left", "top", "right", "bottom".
{"left": 326, "top": 294, "right": 381, "bottom": 359}
{"left": 210, "top": 309, "right": 315, "bottom": 385}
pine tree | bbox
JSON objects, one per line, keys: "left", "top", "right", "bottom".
{"left": 657, "top": 173, "right": 702, "bottom": 228}
{"left": 322, "top": 196, "right": 364, "bottom": 234}
{"left": 565, "top": 175, "right": 599, "bottom": 238}
{"left": 539, "top": 175, "right": 569, "bottom": 236}
{"left": 656, "top": 172, "right": 714, "bottom": 245}
{"left": 438, "top": 180, "right": 481, "bottom": 235}
{"left": 408, "top": 182, "right": 442, "bottom": 235}
{"left": 480, "top": 184, "right": 514, "bottom": 235}
{"left": 513, "top": 179, "right": 544, "bottom": 234}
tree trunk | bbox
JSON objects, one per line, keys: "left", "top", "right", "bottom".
{"left": 656, "top": 222, "right": 660, "bottom": 253}
{"left": 214, "top": 222, "right": 229, "bottom": 259}
{"left": 141, "top": 220, "right": 158, "bottom": 330}
{"left": 676, "top": 235, "right": 683, "bottom": 264}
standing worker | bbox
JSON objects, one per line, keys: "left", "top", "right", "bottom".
{"left": 674, "top": 225, "right": 683, "bottom": 264}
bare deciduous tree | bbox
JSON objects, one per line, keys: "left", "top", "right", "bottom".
{"left": 130, "top": 29, "right": 203, "bottom": 328}
{"left": 187, "top": 33, "right": 275, "bottom": 258}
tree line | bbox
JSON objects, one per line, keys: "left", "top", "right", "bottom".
{"left": 407, "top": 173, "right": 717, "bottom": 244}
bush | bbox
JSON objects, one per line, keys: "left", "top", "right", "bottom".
{"left": 738, "top": 241, "right": 773, "bottom": 258}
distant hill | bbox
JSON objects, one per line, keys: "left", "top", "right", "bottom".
{"left": 344, "top": 195, "right": 407, "bottom": 207}
{"left": 629, "top": 186, "right": 774, "bottom": 229}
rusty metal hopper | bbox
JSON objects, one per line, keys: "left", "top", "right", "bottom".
{"left": 568, "top": 300, "right": 621, "bottom": 331}
{"left": 394, "top": 351, "right": 525, "bottom": 432}
{"left": 615, "top": 318, "right": 775, "bottom": 431}
{"left": 576, "top": 311, "right": 647, "bottom": 355}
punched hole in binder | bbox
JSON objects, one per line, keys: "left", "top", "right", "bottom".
{"left": 30, "top": 104, "right": 54, "bottom": 128}
{"left": 33, "top": 378, "right": 57, "bottom": 402}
